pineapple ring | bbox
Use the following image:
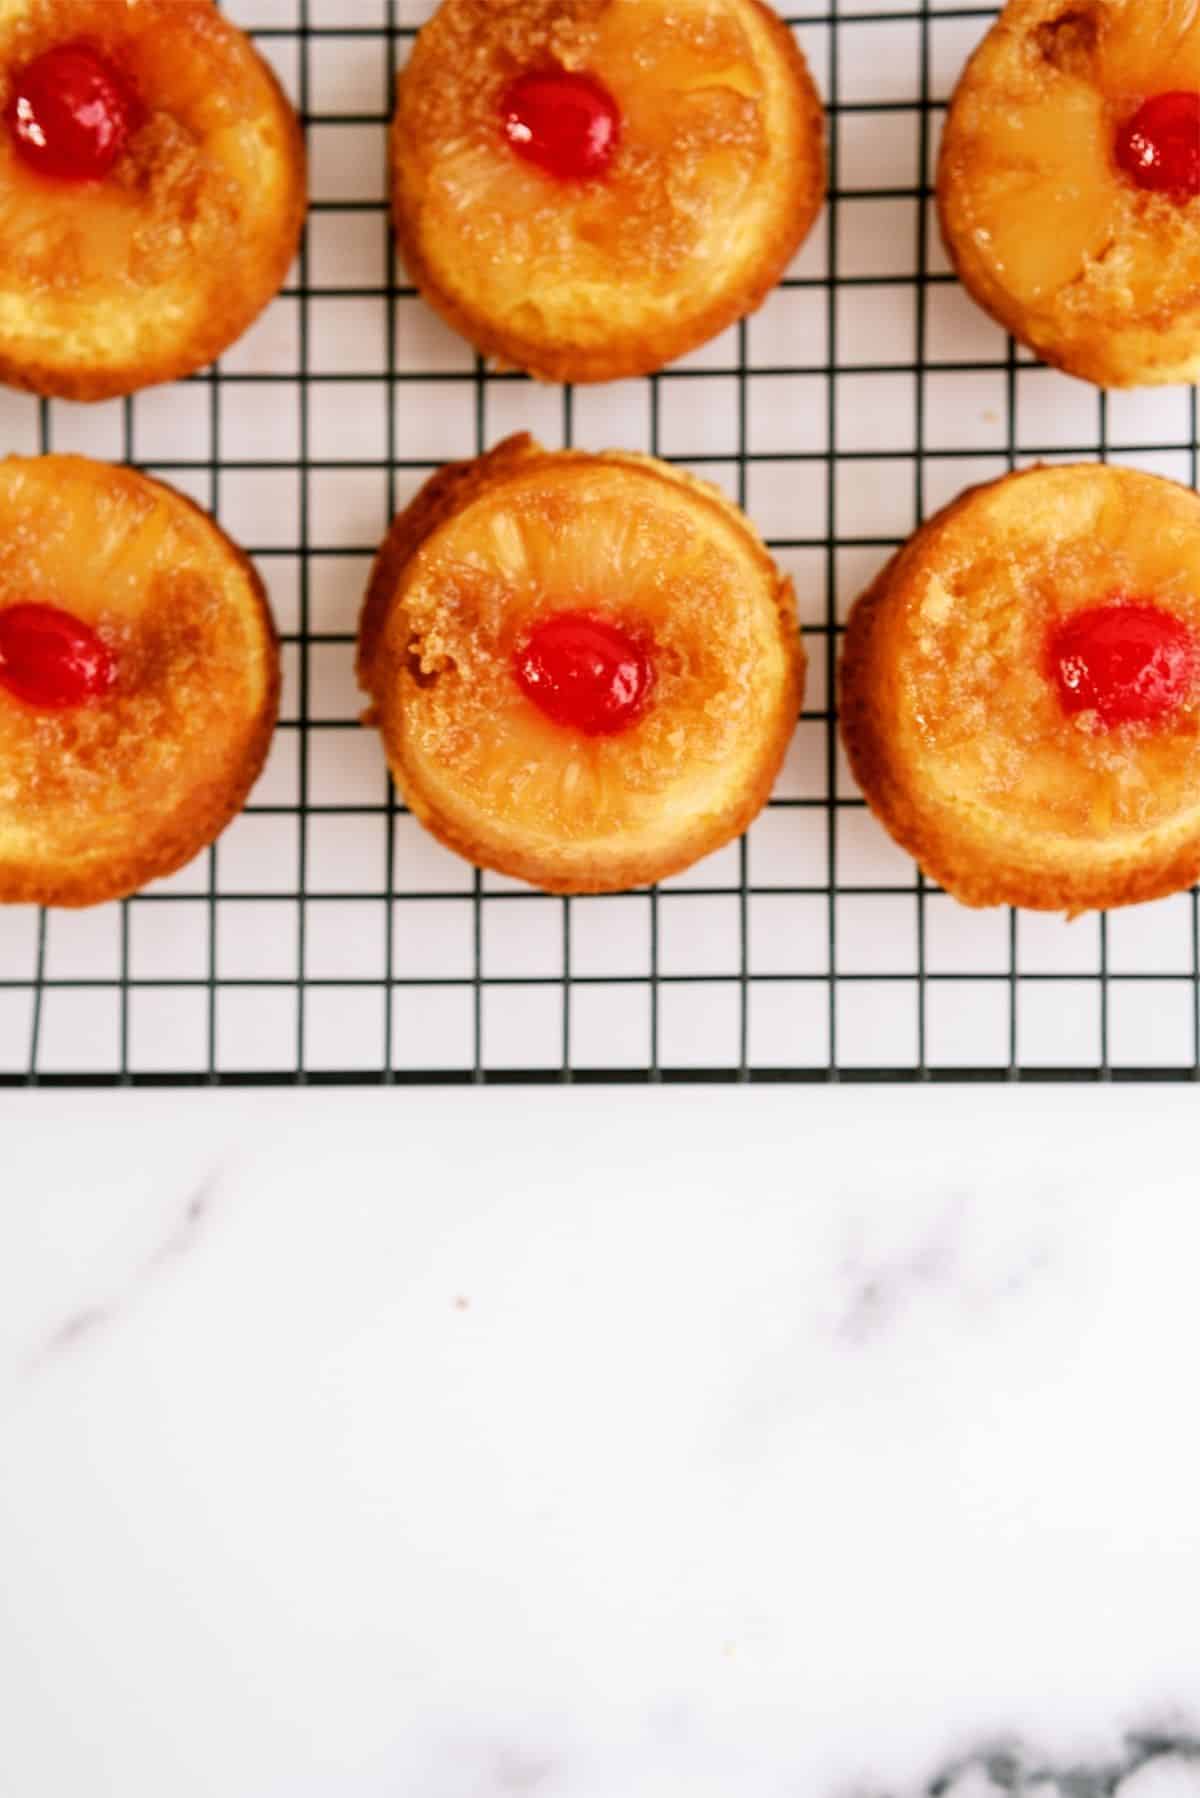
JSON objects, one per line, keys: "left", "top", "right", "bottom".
{"left": 840, "top": 464, "right": 1200, "bottom": 915}
{"left": 939, "top": 0, "right": 1200, "bottom": 388}
{"left": 358, "top": 435, "right": 805, "bottom": 894}
{"left": 0, "top": 0, "right": 306, "bottom": 401}
{"left": 0, "top": 455, "right": 279, "bottom": 907}
{"left": 390, "top": 0, "right": 825, "bottom": 383}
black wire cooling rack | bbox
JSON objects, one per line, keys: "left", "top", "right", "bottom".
{"left": 2, "top": 0, "right": 1200, "bottom": 1087}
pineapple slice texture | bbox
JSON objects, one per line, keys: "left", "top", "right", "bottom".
{"left": 1094, "top": 0, "right": 1200, "bottom": 92}
{"left": 391, "top": 461, "right": 795, "bottom": 848}
{"left": 897, "top": 469, "right": 1200, "bottom": 843}
{"left": 0, "top": 457, "right": 273, "bottom": 863}
{"left": 964, "top": 87, "right": 1113, "bottom": 306}
{"left": 942, "top": 0, "right": 1200, "bottom": 371}
{"left": 0, "top": 0, "right": 269, "bottom": 297}
{"left": 0, "top": 0, "right": 303, "bottom": 398}
{"left": 405, "top": 0, "right": 769, "bottom": 328}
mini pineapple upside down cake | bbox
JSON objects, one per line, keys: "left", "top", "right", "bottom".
{"left": 0, "top": 0, "right": 306, "bottom": 400}
{"left": 390, "top": 0, "right": 826, "bottom": 383}
{"left": 940, "top": 0, "right": 1200, "bottom": 387}
{"left": 357, "top": 435, "right": 805, "bottom": 894}
{"left": 840, "top": 464, "right": 1200, "bottom": 915}
{"left": 0, "top": 456, "right": 279, "bottom": 907}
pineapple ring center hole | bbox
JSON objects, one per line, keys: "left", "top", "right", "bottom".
{"left": 1046, "top": 598, "right": 1199, "bottom": 731}
{"left": 514, "top": 609, "right": 654, "bottom": 737}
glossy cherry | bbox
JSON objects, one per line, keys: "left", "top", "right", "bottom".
{"left": 1046, "top": 601, "right": 1197, "bottom": 729}
{"left": 0, "top": 604, "right": 116, "bottom": 709}
{"left": 1115, "top": 91, "right": 1200, "bottom": 198}
{"left": 6, "top": 40, "right": 141, "bottom": 182}
{"left": 500, "top": 68, "right": 620, "bottom": 181}
{"left": 515, "top": 611, "right": 653, "bottom": 736}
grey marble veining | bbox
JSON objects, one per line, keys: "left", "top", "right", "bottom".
{"left": 928, "top": 1743, "right": 1200, "bottom": 1798}
{"left": 24, "top": 1167, "right": 222, "bottom": 1373}
{"left": 1, "top": 1089, "right": 1197, "bottom": 1798}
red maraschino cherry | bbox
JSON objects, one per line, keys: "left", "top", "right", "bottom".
{"left": 1115, "top": 91, "right": 1200, "bottom": 198}
{"left": 515, "top": 610, "right": 653, "bottom": 735}
{"left": 500, "top": 68, "right": 620, "bottom": 181}
{"left": 1047, "top": 601, "right": 1197, "bottom": 728}
{"left": 6, "top": 39, "right": 141, "bottom": 182}
{"left": 0, "top": 603, "right": 116, "bottom": 709}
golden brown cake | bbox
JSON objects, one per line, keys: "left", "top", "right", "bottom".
{"left": 840, "top": 464, "right": 1200, "bottom": 914}
{"left": 358, "top": 434, "right": 805, "bottom": 894}
{"left": 939, "top": 0, "right": 1200, "bottom": 388}
{"left": 390, "top": 0, "right": 825, "bottom": 383}
{"left": 0, "top": 455, "right": 279, "bottom": 907}
{"left": 0, "top": 0, "right": 307, "bottom": 401}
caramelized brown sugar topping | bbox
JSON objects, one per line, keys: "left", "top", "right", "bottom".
{"left": 0, "top": 456, "right": 274, "bottom": 864}
{"left": 380, "top": 454, "right": 797, "bottom": 845}
{"left": 891, "top": 466, "right": 1200, "bottom": 844}
{"left": 940, "top": 0, "right": 1200, "bottom": 344}
{"left": 395, "top": 0, "right": 781, "bottom": 325}
{"left": 0, "top": 0, "right": 295, "bottom": 303}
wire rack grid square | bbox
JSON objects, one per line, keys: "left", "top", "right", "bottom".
{"left": 2, "top": 0, "right": 1198, "bottom": 1087}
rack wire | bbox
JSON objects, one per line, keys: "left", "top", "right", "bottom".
{"left": 2, "top": 0, "right": 1199, "bottom": 1086}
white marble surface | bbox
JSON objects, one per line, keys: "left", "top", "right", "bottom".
{"left": 1, "top": 1087, "right": 1198, "bottom": 1798}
